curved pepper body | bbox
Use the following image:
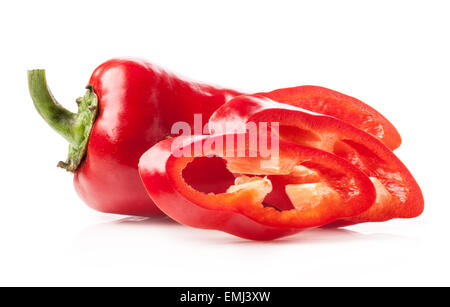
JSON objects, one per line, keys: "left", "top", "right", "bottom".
{"left": 74, "top": 58, "right": 240, "bottom": 216}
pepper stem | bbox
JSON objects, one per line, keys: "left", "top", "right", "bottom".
{"left": 27, "top": 69, "right": 98, "bottom": 172}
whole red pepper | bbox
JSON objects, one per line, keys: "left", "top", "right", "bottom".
{"left": 209, "top": 95, "right": 424, "bottom": 224}
{"left": 28, "top": 57, "right": 402, "bottom": 217}
{"left": 138, "top": 133, "right": 376, "bottom": 240}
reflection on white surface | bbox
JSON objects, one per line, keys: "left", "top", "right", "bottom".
{"left": 75, "top": 215, "right": 405, "bottom": 249}
{"left": 65, "top": 215, "right": 422, "bottom": 286}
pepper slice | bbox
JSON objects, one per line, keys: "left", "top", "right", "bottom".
{"left": 209, "top": 95, "right": 423, "bottom": 225}
{"left": 259, "top": 85, "right": 402, "bottom": 150}
{"left": 138, "top": 133, "right": 376, "bottom": 240}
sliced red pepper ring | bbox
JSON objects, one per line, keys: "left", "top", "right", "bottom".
{"left": 138, "top": 133, "right": 376, "bottom": 240}
{"left": 209, "top": 95, "right": 424, "bottom": 225}
{"left": 258, "top": 85, "right": 402, "bottom": 150}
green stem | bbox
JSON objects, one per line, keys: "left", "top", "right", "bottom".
{"left": 28, "top": 70, "right": 78, "bottom": 144}
{"left": 27, "top": 69, "right": 98, "bottom": 172}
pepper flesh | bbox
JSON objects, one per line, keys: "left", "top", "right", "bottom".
{"left": 138, "top": 133, "right": 376, "bottom": 240}
{"left": 209, "top": 95, "right": 424, "bottom": 224}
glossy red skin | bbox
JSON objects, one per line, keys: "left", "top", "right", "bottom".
{"left": 73, "top": 58, "right": 401, "bottom": 217}
{"left": 209, "top": 95, "right": 424, "bottom": 225}
{"left": 73, "top": 58, "right": 240, "bottom": 216}
{"left": 259, "top": 86, "right": 402, "bottom": 150}
{"left": 138, "top": 134, "right": 376, "bottom": 240}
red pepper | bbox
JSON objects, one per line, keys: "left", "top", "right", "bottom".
{"left": 27, "top": 58, "right": 239, "bottom": 216}
{"left": 28, "top": 57, "right": 402, "bottom": 217}
{"left": 259, "top": 86, "right": 401, "bottom": 150}
{"left": 138, "top": 133, "right": 376, "bottom": 240}
{"left": 209, "top": 95, "right": 424, "bottom": 225}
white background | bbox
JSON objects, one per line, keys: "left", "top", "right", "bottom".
{"left": 1, "top": 0, "right": 449, "bottom": 286}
